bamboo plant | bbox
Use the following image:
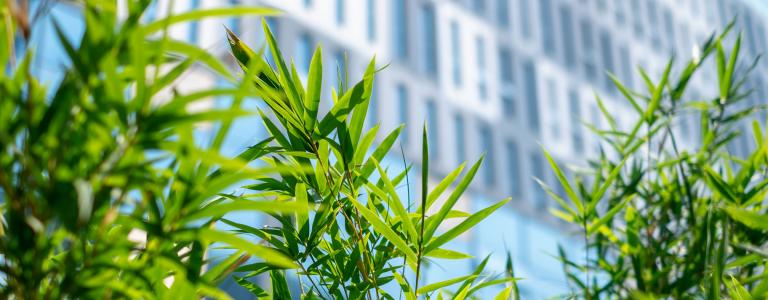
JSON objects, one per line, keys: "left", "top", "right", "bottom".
{"left": 542, "top": 23, "right": 768, "bottom": 299}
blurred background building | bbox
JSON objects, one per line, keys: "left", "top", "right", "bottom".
{"left": 24, "top": 0, "right": 768, "bottom": 298}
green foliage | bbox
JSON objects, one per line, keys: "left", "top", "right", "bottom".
{"left": 223, "top": 21, "right": 515, "bottom": 300}
{"left": 0, "top": 1, "right": 513, "bottom": 299}
{"left": 543, "top": 24, "right": 768, "bottom": 298}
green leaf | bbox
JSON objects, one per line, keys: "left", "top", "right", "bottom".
{"left": 424, "top": 248, "right": 473, "bottom": 260}
{"left": 348, "top": 58, "right": 376, "bottom": 146}
{"left": 541, "top": 146, "right": 584, "bottom": 215}
{"left": 304, "top": 46, "right": 323, "bottom": 131}
{"left": 417, "top": 275, "right": 477, "bottom": 294}
{"left": 494, "top": 286, "right": 514, "bottom": 300}
{"left": 721, "top": 34, "right": 742, "bottom": 103}
{"left": 198, "top": 229, "right": 297, "bottom": 268}
{"left": 371, "top": 157, "right": 418, "bottom": 243}
{"left": 423, "top": 156, "right": 485, "bottom": 242}
{"left": 421, "top": 163, "right": 465, "bottom": 212}
{"left": 425, "top": 198, "right": 510, "bottom": 254}
{"left": 724, "top": 206, "right": 768, "bottom": 231}
{"left": 349, "top": 198, "right": 418, "bottom": 264}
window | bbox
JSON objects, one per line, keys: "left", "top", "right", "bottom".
{"left": 599, "top": 31, "right": 616, "bottom": 92}
{"left": 397, "top": 84, "right": 409, "bottom": 144}
{"left": 559, "top": 4, "right": 576, "bottom": 69}
{"left": 631, "top": 0, "right": 644, "bottom": 38}
{"left": 506, "top": 140, "right": 521, "bottom": 197}
{"left": 523, "top": 61, "right": 540, "bottom": 131}
{"left": 678, "top": 24, "right": 691, "bottom": 59}
{"left": 421, "top": 4, "right": 437, "bottom": 76}
{"left": 472, "top": 0, "right": 486, "bottom": 15}
{"left": 393, "top": 0, "right": 408, "bottom": 60}
{"left": 569, "top": 89, "right": 584, "bottom": 154}
{"left": 477, "top": 37, "right": 487, "bottom": 100}
{"left": 451, "top": 21, "right": 462, "bottom": 87}
{"left": 497, "top": 0, "right": 510, "bottom": 28}
{"left": 228, "top": 0, "right": 240, "bottom": 34}
{"left": 539, "top": 0, "right": 556, "bottom": 57}
{"left": 590, "top": 104, "right": 601, "bottom": 152}
{"left": 188, "top": 0, "right": 200, "bottom": 44}
{"left": 547, "top": 79, "right": 560, "bottom": 138}
{"left": 662, "top": 8, "right": 676, "bottom": 54}
{"left": 480, "top": 124, "right": 495, "bottom": 185}
{"left": 580, "top": 19, "right": 597, "bottom": 80}
{"left": 596, "top": 0, "right": 607, "bottom": 11}
{"left": 367, "top": 0, "right": 376, "bottom": 41}
{"left": 297, "top": 33, "right": 313, "bottom": 75}
{"left": 614, "top": 0, "right": 625, "bottom": 25}
{"left": 520, "top": 0, "right": 533, "bottom": 40}
{"left": 530, "top": 152, "right": 547, "bottom": 208}
{"left": 426, "top": 101, "right": 439, "bottom": 158}
{"left": 502, "top": 95, "right": 515, "bottom": 117}
{"left": 499, "top": 48, "right": 514, "bottom": 83}
{"left": 336, "top": 0, "right": 345, "bottom": 25}
{"left": 455, "top": 114, "right": 466, "bottom": 165}
{"left": 647, "top": 0, "right": 662, "bottom": 50}
{"left": 619, "top": 46, "right": 634, "bottom": 89}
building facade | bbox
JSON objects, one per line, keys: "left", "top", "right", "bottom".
{"left": 27, "top": 0, "right": 768, "bottom": 298}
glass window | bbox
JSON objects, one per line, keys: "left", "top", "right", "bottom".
{"left": 477, "top": 37, "right": 487, "bottom": 100}
{"left": 497, "top": 0, "right": 510, "bottom": 28}
{"left": 336, "top": 0, "right": 345, "bottom": 25}
{"left": 506, "top": 140, "right": 521, "bottom": 197}
{"left": 569, "top": 89, "right": 584, "bottom": 154}
{"left": 590, "top": 104, "right": 601, "bottom": 152}
{"left": 421, "top": 4, "right": 437, "bottom": 76}
{"left": 426, "top": 100, "right": 439, "bottom": 158}
{"left": 397, "top": 84, "right": 409, "bottom": 144}
{"left": 614, "top": 0, "right": 625, "bottom": 25}
{"left": 297, "top": 33, "right": 313, "bottom": 75}
{"left": 523, "top": 61, "right": 540, "bottom": 131}
{"left": 367, "top": 0, "right": 376, "bottom": 41}
{"left": 188, "top": 0, "right": 200, "bottom": 44}
{"left": 559, "top": 4, "right": 576, "bottom": 69}
{"left": 472, "top": 0, "right": 486, "bottom": 14}
{"left": 502, "top": 95, "right": 515, "bottom": 117}
{"left": 480, "top": 124, "right": 495, "bottom": 185}
{"left": 580, "top": 19, "right": 597, "bottom": 80}
{"left": 228, "top": 0, "right": 240, "bottom": 34}
{"left": 539, "top": 0, "right": 556, "bottom": 57}
{"left": 451, "top": 21, "right": 462, "bottom": 87}
{"left": 499, "top": 47, "right": 514, "bottom": 83}
{"left": 530, "top": 151, "right": 547, "bottom": 209}
{"left": 393, "top": 0, "right": 408, "bottom": 60}
{"left": 455, "top": 114, "right": 466, "bottom": 165}
{"left": 596, "top": 0, "right": 607, "bottom": 11}
{"left": 647, "top": 0, "right": 662, "bottom": 50}
{"left": 631, "top": 0, "right": 644, "bottom": 38}
{"left": 619, "top": 46, "right": 634, "bottom": 89}
{"left": 662, "top": 9, "right": 676, "bottom": 54}
{"left": 520, "top": 0, "right": 533, "bottom": 40}
{"left": 599, "top": 31, "right": 616, "bottom": 92}
{"left": 547, "top": 79, "right": 560, "bottom": 138}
